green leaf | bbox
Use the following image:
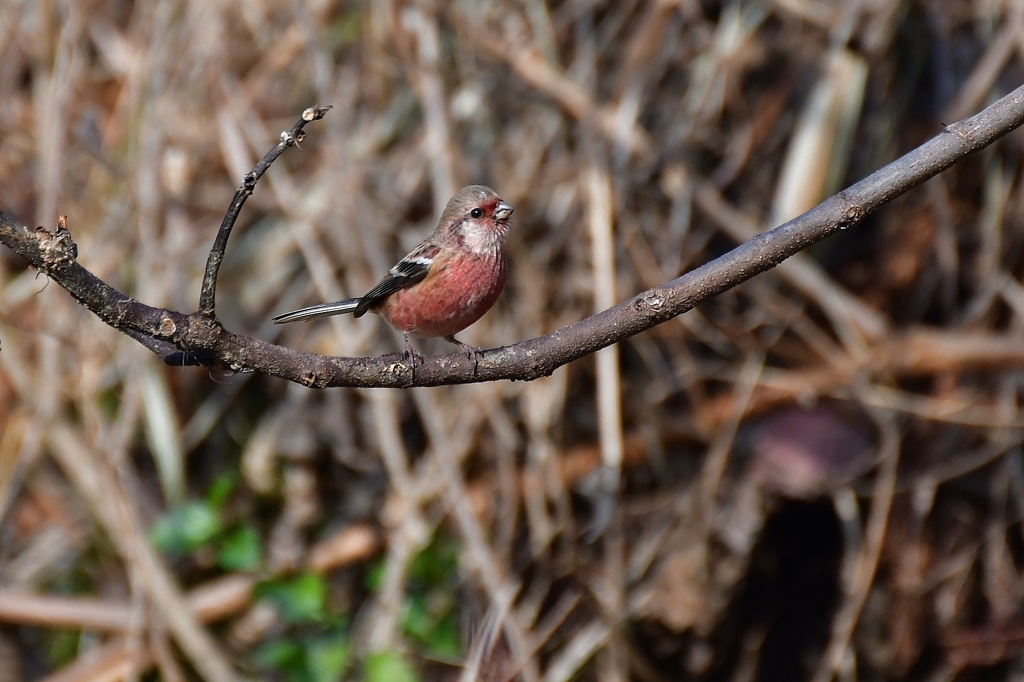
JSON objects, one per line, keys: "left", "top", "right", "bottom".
{"left": 408, "top": 536, "right": 458, "bottom": 586}
{"left": 403, "top": 594, "right": 435, "bottom": 641}
{"left": 97, "top": 386, "right": 121, "bottom": 420}
{"left": 402, "top": 592, "right": 459, "bottom": 659}
{"left": 206, "top": 472, "right": 238, "bottom": 509}
{"left": 258, "top": 573, "right": 327, "bottom": 623}
{"left": 257, "top": 639, "right": 308, "bottom": 681}
{"left": 423, "top": 611, "right": 460, "bottom": 660}
{"left": 307, "top": 633, "right": 349, "bottom": 682}
{"left": 46, "top": 630, "right": 80, "bottom": 669}
{"left": 258, "top": 639, "right": 304, "bottom": 668}
{"left": 364, "top": 560, "right": 385, "bottom": 593}
{"left": 364, "top": 652, "right": 419, "bottom": 682}
{"left": 217, "top": 524, "right": 262, "bottom": 571}
{"left": 257, "top": 631, "right": 349, "bottom": 682}
{"left": 150, "top": 501, "right": 221, "bottom": 555}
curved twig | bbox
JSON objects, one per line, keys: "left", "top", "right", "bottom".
{"left": 2, "top": 87, "right": 1024, "bottom": 388}
{"left": 198, "top": 105, "right": 332, "bottom": 317}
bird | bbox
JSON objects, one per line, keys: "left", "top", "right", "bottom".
{"left": 272, "top": 185, "right": 514, "bottom": 363}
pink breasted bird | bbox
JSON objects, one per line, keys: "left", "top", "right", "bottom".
{"left": 272, "top": 185, "right": 514, "bottom": 362}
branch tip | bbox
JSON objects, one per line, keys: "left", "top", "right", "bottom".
{"left": 302, "top": 104, "right": 332, "bottom": 122}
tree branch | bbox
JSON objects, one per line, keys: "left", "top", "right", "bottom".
{"left": 3, "top": 86, "right": 1024, "bottom": 388}
{"left": 197, "top": 105, "right": 332, "bottom": 317}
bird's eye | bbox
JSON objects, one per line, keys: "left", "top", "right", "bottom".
{"left": 470, "top": 208, "right": 484, "bottom": 219}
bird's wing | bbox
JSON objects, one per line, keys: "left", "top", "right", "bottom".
{"left": 353, "top": 241, "right": 441, "bottom": 317}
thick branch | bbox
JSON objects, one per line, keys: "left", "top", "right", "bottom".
{"left": 3, "top": 86, "right": 1024, "bottom": 388}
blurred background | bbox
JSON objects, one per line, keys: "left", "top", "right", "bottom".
{"left": 1, "top": 0, "right": 1024, "bottom": 680}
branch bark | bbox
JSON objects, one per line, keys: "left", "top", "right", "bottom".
{"left": 3, "top": 87, "right": 1024, "bottom": 389}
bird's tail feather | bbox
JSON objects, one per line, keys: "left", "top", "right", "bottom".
{"left": 271, "top": 298, "right": 360, "bottom": 324}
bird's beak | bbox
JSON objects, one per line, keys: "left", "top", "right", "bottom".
{"left": 494, "top": 201, "right": 514, "bottom": 221}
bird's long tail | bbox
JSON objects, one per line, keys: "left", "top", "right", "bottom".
{"left": 271, "top": 298, "right": 360, "bottom": 324}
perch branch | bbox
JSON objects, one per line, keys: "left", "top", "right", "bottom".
{"left": 2, "top": 86, "right": 1024, "bottom": 388}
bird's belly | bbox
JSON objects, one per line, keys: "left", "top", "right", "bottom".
{"left": 380, "top": 255, "right": 506, "bottom": 337}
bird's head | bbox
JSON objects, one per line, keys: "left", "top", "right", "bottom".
{"left": 442, "top": 185, "right": 514, "bottom": 254}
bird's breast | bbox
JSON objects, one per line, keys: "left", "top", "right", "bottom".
{"left": 378, "top": 251, "right": 507, "bottom": 337}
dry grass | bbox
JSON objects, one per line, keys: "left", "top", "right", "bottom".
{"left": 2, "top": 0, "right": 1024, "bottom": 680}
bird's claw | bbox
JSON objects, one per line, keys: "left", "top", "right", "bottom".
{"left": 402, "top": 334, "right": 424, "bottom": 370}
{"left": 445, "top": 336, "right": 483, "bottom": 370}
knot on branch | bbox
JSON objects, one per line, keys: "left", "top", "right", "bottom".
{"left": 633, "top": 289, "right": 668, "bottom": 315}
{"left": 835, "top": 196, "right": 867, "bottom": 229}
{"left": 945, "top": 120, "right": 978, "bottom": 145}
{"left": 243, "top": 170, "right": 257, "bottom": 187}
{"left": 35, "top": 215, "right": 78, "bottom": 270}
{"left": 384, "top": 358, "right": 415, "bottom": 385}
{"left": 157, "top": 314, "right": 177, "bottom": 339}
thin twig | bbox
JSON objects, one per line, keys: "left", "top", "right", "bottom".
{"left": 197, "top": 104, "right": 332, "bottom": 317}
{"left": 812, "top": 409, "right": 901, "bottom": 682}
{"left": 585, "top": 163, "right": 623, "bottom": 532}
{"left": 39, "top": 638, "right": 147, "bottom": 682}
{"left": 543, "top": 620, "right": 612, "bottom": 682}
{"left": 690, "top": 326, "right": 1024, "bottom": 433}
{"left": 0, "top": 591, "right": 134, "bottom": 631}
{"left": 448, "top": 7, "right": 652, "bottom": 157}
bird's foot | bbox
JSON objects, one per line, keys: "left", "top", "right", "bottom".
{"left": 445, "top": 336, "right": 483, "bottom": 367}
{"left": 403, "top": 334, "right": 424, "bottom": 369}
